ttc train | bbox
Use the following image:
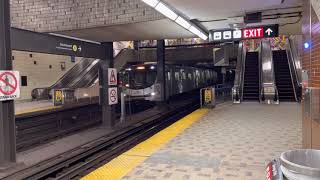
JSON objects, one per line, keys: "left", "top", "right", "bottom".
{"left": 119, "top": 62, "right": 218, "bottom": 101}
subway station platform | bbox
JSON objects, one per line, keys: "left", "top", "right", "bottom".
{"left": 15, "top": 100, "right": 56, "bottom": 115}
{"left": 83, "top": 102, "right": 301, "bottom": 180}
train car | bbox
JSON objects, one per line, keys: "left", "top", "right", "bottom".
{"left": 119, "top": 62, "right": 218, "bottom": 101}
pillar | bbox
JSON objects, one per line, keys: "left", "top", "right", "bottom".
{"left": 99, "top": 42, "right": 115, "bottom": 127}
{"left": 0, "top": 0, "right": 16, "bottom": 169}
{"left": 157, "top": 40, "right": 166, "bottom": 102}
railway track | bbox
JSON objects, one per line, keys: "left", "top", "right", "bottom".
{"left": 4, "top": 98, "right": 198, "bottom": 180}
{"left": 16, "top": 100, "right": 155, "bottom": 151}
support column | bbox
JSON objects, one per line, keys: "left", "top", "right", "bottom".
{"left": 0, "top": 0, "right": 16, "bottom": 168}
{"left": 157, "top": 40, "right": 166, "bottom": 102}
{"left": 99, "top": 42, "right": 115, "bottom": 127}
{"left": 133, "top": 41, "right": 140, "bottom": 51}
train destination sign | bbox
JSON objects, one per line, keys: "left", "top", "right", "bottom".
{"left": 210, "top": 24, "right": 279, "bottom": 42}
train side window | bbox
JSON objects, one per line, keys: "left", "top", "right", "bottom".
{"left": 188, "top": 73, "right": 192, "bottom": 79}
{"left": 175, "top": 72, "right": 179, "bottom": 80}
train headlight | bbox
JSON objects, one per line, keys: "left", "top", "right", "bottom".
{"left": 125, "top": 84, "right": 130, "bottom": 87}
{"left": 151, "top": 92, "right": 156, "bottom": 96}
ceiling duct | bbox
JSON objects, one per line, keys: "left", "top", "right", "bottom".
{"left": 244, "top": 12, "right": 262, "bottom": 24}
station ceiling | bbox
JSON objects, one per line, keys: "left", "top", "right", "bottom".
{"left": 57, "top": 0, "right": 303, "bottom": 41}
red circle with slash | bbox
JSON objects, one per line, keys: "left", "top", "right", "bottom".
{"left": 0, "top": 72, "right": 18, "bottom": 95}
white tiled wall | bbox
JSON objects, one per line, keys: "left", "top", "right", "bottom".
{"left": 312, "top": 0, "right": 320, "bottom": 21}
{"left": 12, "top": 51, "right": 79, "bottom": 101}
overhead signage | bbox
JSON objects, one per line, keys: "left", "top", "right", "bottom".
{"left": 11, "top": 28, "right": 105, "bottom": 59}
{"left": 108, "top": 87, "right": 118, "bottom": 105}
{"left": 0, "top": 71, "right": 20, "bottom": 101}
{"left": 56, "top": 43, "right": 82, "bottom": 53}
{"left": 108, "top": 68, "right": 117, "bottom": 86}
{"left": 209, "top": 24, "right": 279, "bottom": 42}
{"left": 243, "top": 28, "right": 263, "bottom": 38}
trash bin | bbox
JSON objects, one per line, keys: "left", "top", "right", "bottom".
{"left": 280, "top": 149, "right": 320, "bottom": 180}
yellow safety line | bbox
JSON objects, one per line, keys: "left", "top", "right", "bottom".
{"left": 82, "top": 108, "right": 209, "bottom": 180}
{"left": 15, "top": 106, "right": 61, "bottom": 116}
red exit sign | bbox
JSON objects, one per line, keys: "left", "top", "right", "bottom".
{"left": 243, "top": 28, "right": 264, "bottom": 39}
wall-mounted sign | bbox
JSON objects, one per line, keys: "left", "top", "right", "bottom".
{"left": 108, "top": 68, "right": 117, "bottom": 86}
{"left": 209, "top": 24, "right": 279, "bottom": 42}
{"left": 0, "top": 71, "right": 20, "bottom": 101}
{"left": 108, "top": 87, "right": 118, "bottom": 105}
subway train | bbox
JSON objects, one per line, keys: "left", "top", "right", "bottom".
{"left": 119, "top": 62, "right": 218, "bottom": 101}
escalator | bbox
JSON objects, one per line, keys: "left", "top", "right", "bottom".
{"left": 32, "top": 49, "right": 137, "bottom": 100}
{"left": 51, "top": 58, "right": 94, "bottom": 89}
{"left": 243, "top": 52, "right": 259, "bottom": 101}
{"left": 31, "top": 59, "right": 100, "bottom": 100}
{"left": 51, "top": 59, "right": 99, "bottom": 90}
{"left": 273, "top": 50, "right": 295, "bottom": 101}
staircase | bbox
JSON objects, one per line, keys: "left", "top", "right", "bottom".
{"left": 243, "top": 52, "right": 259, "bottom": 101}
{"left": 273, "top": 50, "right": 296, "bottom": 101}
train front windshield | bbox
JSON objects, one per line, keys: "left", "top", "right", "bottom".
{"left": 122, "top": 67, "right": 157, "bottom": 89}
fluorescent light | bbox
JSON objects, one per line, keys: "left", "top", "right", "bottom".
{"left": 137, "top": 66, "right": 146, "bottom": 70}
{"left": 141, "top": 0, "right": 159, "bottom": 7}
{"left": 155, "top": 2, "right": 178, "bottom": 20}
{"left": 189, "top": 26, "right": 208, "bottom": 40}
{"left": 140, "top": 0, "right": 209, "bottom": 40}
{"left": 175, "top": 16, "right": 191, "bottom": 29}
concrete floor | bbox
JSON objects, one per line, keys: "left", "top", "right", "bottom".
{"left": 123, "top": 102, "right": 302, "bottom": 180}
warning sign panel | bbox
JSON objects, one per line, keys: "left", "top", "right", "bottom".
{"left": 53, "top": 89, "right": 63, "bottom": 106}
{"left": 0, "top": 71, "right": 20, "bottom": 101}
{"left": 108, "top": 87, "right": 118, "bottom": 105}
{"left": 108, "top": 68, "right": 117, "bottom": 86}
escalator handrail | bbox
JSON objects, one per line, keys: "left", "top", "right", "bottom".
{"left": 259, "top": 40, "right": 278, "bottom": 103}
{"left": 286, "top": 37, "right": 302, "bottom": 101}
{"left": 288, "top": 37, "right": 302, "bottom": 84}
{"left": 239, "top": 43, "right": 246, "bottom": 101}
{"left": 232, "top": 42, "right": 246, "bottom": 102}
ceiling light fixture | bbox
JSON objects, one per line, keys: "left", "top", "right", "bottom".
{"left": 141, "top": 0, "right": 159, "bottom": 7}
{"left": 189, "top": 26, "right": 208, "bottom": 40}
{"left": 141, "top": 0, "right": 208, "bottom": 40}
{"left": 155, "top": 2, "right": 178, "bottom": 20}
{"left": 175, "top": 16, "right": 191, "bottom": 29}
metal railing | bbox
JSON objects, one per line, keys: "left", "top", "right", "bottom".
{"left": 259, "top": 40, "right": 279, "bottom": 104}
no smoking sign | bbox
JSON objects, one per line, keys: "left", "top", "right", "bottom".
{"left": 0, "top": 71, "right": 20, "bottom": 101}
{"left": 108, "top": 87, "right": 118, "bottom": 105}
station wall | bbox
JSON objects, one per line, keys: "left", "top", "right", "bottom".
{"left": 10, "top": 0, "right": 163, "bottom": 32}
{"left": 12, "top": 51, "right": 79, "bottom": 101}
{"left": 301, "top": 0, "right": 320, "bottom": 149}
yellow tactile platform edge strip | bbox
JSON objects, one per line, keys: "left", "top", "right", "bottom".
{"left": 82, "top": 108, "right": 209, "bottom": 180}
{"left": 15, "top": 106, "right": 61, "bottom": 115}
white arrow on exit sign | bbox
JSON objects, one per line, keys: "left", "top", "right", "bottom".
{"left": 265, "top": 28, "right": 273, "bottom": 36}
